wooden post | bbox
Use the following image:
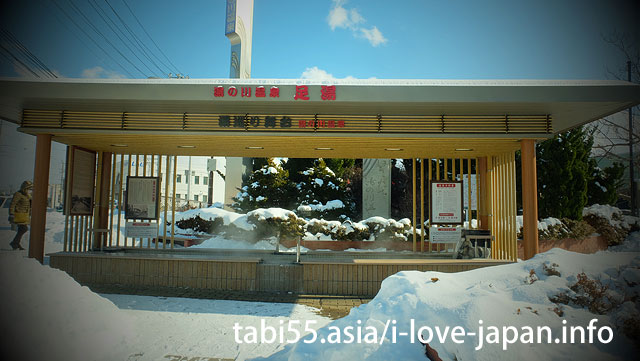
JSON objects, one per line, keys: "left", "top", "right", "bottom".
{"left": 477, "top": 157, "right": 489, "bottom": 229}
{"left": 412, "top": 158, "right": 417, "bottom": 252}
{"left": 94, "top": 152, "right": 112, "bottom": 249}
{"left": 521, "top": 139, "right": 539, "bottom": 259}
{"left": 29, "top": 134, "right": 52, "bottom": 263}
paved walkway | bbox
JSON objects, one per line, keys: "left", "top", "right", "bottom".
{"left": 85, "top": 283, "right": 371, "bottom": 319}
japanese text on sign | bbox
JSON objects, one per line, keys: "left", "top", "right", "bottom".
{"left": 213, "top": 85, "right": 336, "bottom": 101}
{"left": 430, "top": 181, "right": 463, "bottom": 224}
{"left": 217, "top": 115, "right": 347, "bottom": 129}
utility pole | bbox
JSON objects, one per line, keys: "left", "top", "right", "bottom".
{"left": 187, "top": 156, "right": 192, "bottom": 206}
{"left": 629, "top": 61, "right": 637, "bottom": 216}
{"left": 208, "top": 156, "right": 214, "bottom": 207}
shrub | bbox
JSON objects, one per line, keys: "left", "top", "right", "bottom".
{"left": 175, "top": 215, "right": 223, "bottom": 234}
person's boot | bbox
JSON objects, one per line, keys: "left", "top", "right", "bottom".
{"left": 17, "top": 244, "right": 25, "bottom": 250}
{"left": 9, "top": 242, "right": 19, "bottom": 250}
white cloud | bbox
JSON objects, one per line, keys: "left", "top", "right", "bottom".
{"left": 327, "top": 0, "right": 386, "bottom": 47}
{"left": 81, "top": 66, "right": 126, "bottom": 79}
{"left": 360, "top": 26, "right": 387, "bottom": 47}
{"left": 300, "top": 66, "right": 372, "bottom": 81}
{"left": 11, "top": 63, "right": 63, "bottom": 78}
{"left": 327, "top": 2, "right": 364, "bottom": 30}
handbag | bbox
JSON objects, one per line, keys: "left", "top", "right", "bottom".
{"left": 13, "top": 212, "right": 29, "bottom": 224}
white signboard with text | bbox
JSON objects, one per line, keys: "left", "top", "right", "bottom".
{"left": 125, "top": 222, "right": 157, "bottom": 238}
{"left": 430, "top": 181, "right": 463, "bottom": 224}
{"left": 125, "top": 176, "right": 160, "bottom": 220}
{"left": 429, "top": 226, "right": 463, "bottom": 244}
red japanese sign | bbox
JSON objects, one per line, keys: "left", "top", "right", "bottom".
{"left": 212, "top": 85, "right": 335, "bottom": 101}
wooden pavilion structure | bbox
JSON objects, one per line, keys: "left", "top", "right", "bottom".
{"left": 1, "top": 77, "right": 638, "bottom": 295}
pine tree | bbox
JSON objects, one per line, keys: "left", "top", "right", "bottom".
{"left": 537, "top": 127, "right": 594, "bottom": 219}
{"left": 296, "top": 159, "right": 354, "bottom": 220}
{"left": 231, "top": 158, "right": 291, "bottom": 212}
{"left": 588, "top": 161, "right": 625, "bottom": 206}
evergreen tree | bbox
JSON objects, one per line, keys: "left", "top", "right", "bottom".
{"left": 282, "top": 158, "right": 316, "bottom": 184}
{"left": 324, "top": 158, "right": 355, "bottom": 179}
{"left": 296, "top": 159, "right": 354, "bottom": 220}
{"left": 588, "top": 161, "right": 625, "bottom": 206}
{"left": 537, "top": 127, "right": 594, "bottom": 219}
{"left": 231, "top": 158, "right": 291, "bottom": 212}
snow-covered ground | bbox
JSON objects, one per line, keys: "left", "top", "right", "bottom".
{"left": 260, "top": 236, "right": 640, "bottom": 361}
{"left": 0, "top": 253, "right": 330, "bottom": 361}
{"left": 0, "top": 208, "right": 330, "bottom": 361}
{"left": 1, "top": 206, "right": 639, "bottom": 360}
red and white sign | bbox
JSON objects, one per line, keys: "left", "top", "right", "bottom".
{"left": 429, "top": 226, "right": 463, "bottom": 243}
{"left": 430, "top": 181, "right": 463, "bottom": 224}
{"left": 212, "top": 85, "right": 337, "bottom": 101}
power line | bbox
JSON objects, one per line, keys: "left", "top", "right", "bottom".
{"left": 0, "top": 27, "right": 58, "bottom": 78}
{"left": 119, "top": 0, "right": 183, "bottom": 76}
{"left": 90, "top": 0, "right": 167, "bottom": 76}
{"left": 87, "top": 0, "right": 159, "bottom": 77}
{"left": 0, "top": 43, "right": 42, "bottom": 78}
{"left": 63, "top": 0, "right": 149, "bottom": 77}
{"left": 49, "top": 0, "right": 136, "bottom": 78}
{"left": 101, "top": 0, "right": 173, "bottom": 76}
{"left": 43, "top": 0, "right": 115, "bottom": 75}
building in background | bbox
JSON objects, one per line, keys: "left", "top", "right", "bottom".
{"left": 113, "top": 155, "right": 226, "bottom": 210}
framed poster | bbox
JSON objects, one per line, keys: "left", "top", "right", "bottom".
{"left": 125, "top": 176, "right": 160, "bottom": 220}
{"left": 430, "top": 180, "right": 463, "bottom": 225}
{"left": 68, "top": 147, "right": 97, "bottom": 215}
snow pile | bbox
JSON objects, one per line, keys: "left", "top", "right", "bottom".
{"left": 297, "top": 199, "right": 345, "bottom": 213}
{"left": 193, "top": 235, "right": 288, "bottom": 251}
{"left": 0, "top": 254, "right": 134, "bottom": 361}
{"left": 515, "top": 216, "right": 566, "bottom": 233}
{"left": 248, "top": 207, "right": 297, "bottom": 221}
{"left": 583, "top": 204, "right": 639, "bottom": 230}
{"left": 166, "top": 206, "right": 255, "bottom": 232}
{"left": 260, "top": 245, "right": 639, "bottom": 360}
{"left": 171, "top": 206, "right": 418, "bottom": 245}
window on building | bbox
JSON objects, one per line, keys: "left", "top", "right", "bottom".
{"left": 176, "top": 174, "right": 181, "bottom": 183}
{"left": 203, "top": 195, "right": 208, "bottom": 203}
{"left": 194, "top": 176, "right": 199, "bottom": 185}
{"left": 176, "top": 193, "right": 181, "bottom": 200}
{"left": 203, "top": 177, "right": 208, "bottom": 185}
{"left": 194, "top": 195, "right": 199, "bottom": 201}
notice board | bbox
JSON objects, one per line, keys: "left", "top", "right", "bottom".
{"left": 68, "top": 147, "right": 97, "bottom": 215}
{"left": 125, "top": 176, "right": 160, "bottom": 220}
{"left": 430, "top": 180, "right": 463, "bottom": 225}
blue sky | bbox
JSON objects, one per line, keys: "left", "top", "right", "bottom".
{"left": 0, "top": 0, "right": 638, "bottom": 80}
{"left": 0, "top": 0, "right": 638, "bottom": 191}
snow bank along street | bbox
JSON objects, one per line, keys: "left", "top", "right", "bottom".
{"left": 0, "top": 253, "right": 331, "bottom": 361}
{"left": 0, "top": 232, "right": 637, "bottom": 360}
{"left": 259, "top": 234, "right": 640, "bottom": 361}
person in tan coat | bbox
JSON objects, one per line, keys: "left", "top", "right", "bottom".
{"left": 8, "top": 180, "right": 32, "bottom": 250}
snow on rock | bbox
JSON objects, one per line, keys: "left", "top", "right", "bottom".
{"left": 260, "top": 248, "right": 639, "bottom": 361}
{"left": 583, "top": 204, "right": 640, "bottom": 230}
{"left": 248, "top": 207, "right": 297, "bottom": 221}
{"left": 583, "top": 204, "right": 621, "bottom": 224}
{"left": 297, "top": 200, "right": 345, "bottom": 213}
{"left": 516, "top": 216, "right": 565, "bottom": 233}
{"left": 0, "top": 254, "right": 134, "bottom": 361}
{"left": 165, "top": 207, "right": 255, "bottom": 232}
